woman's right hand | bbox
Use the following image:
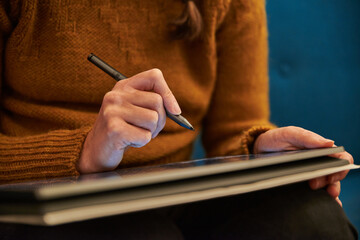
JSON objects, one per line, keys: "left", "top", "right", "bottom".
{"left": 77, "top": 69, "right": 181, "bottom": 173}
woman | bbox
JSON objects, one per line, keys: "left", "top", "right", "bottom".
{"left": 0, "top": 0, "right": 356, "bottom": 238}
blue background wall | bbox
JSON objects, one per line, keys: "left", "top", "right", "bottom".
{"left": 267, "top": 0, "right": 360, "bottom": 165}
{"left": 267, "top": 0, "right": 360, "bottom": 232}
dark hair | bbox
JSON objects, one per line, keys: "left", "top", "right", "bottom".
{"left": 172, "top": 0, "right": 203, "bottom": 41}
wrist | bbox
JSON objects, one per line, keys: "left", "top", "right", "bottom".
{"left": 77, "top": 143, "right": 92, "bottom": 174}
{"left": 77, "top": 130, "right": 97, "bottom": 174}
{"left": 77, "top": 129, "right": 126, "bottom": 174}
{"left": 240, "top": 125, "right": 274, "bottom": 155}
{"left": 253, "top": 133, "right": 264, "bottom": 154}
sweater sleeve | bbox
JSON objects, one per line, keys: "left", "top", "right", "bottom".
{"left": 202, "top": 0, "right": 276, "bottom": 157}
{"left": 0, "top": 2, "right": 91, "bottom": 184}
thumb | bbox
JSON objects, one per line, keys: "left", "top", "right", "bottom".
{"left": 255, "top": 126, "right": 335, "bottom": 153}
{"left": 281, "top": 126, "right": 334, "bottom": 149}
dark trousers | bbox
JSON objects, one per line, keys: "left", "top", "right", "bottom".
{"left": 0, "top": 182, "right": 357, "bottom": 239}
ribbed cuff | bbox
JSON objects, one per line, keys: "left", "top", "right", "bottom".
{"left": 239, "top": 125, "right": 276, "bottom": 155}
{"left": 0, "top": 126, "right": 92, "bottom": 184}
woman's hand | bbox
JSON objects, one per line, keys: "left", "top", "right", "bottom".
{"left": 77, "top": 69, "right": 181, "bottom": 173}
{"left": 253, "top": 126, "right": 354, "bottom": 206}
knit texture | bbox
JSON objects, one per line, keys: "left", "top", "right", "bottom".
{"left": 0, "top": 0, "right": 274, "bottom": 183}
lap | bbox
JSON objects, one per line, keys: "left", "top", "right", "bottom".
{"left": 0, "top": 210, "right": 182, "bottom": 240}
{"left": 0, "top": 182, "right": 357, "bottom": 240}
{"left": 173, "top": 182, "right": 358, "bottom": 239}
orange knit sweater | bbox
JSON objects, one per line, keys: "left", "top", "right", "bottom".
{"left": 0, "top": 0, "right": 274, "bottom": 183}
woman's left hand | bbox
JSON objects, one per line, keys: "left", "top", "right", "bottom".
{"left": 253, "top": 126, "right": 354, "bottom": 206}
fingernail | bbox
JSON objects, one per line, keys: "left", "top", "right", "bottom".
{"left": 325, "top": 139, "right": 334, "bottom": 143}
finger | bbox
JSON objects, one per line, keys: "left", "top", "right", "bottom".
{"left": 102, "top": 90, "right": 166, "bottom": 138}
{"left": 329, "top": 151, "right": 354, "bottom": 164}
{"left": 335, "top": 197, "right": 343, "bottom": 207}
{"left": 108, "top": 119, "right": 152, "bottom": 149}
{"left": 327, "top": 181, "right": 341, "bottom": 199}
{"left": 280, "top": 126, "right": 334, "bottom": 149}
{"left": 327, "top": 152, "right": 353, "bottom": 182}
{"left": 254, "top": 127, "right": 334, "bottom": 153}
{"left": 121, "top": 90, "right": 166, "bottom": 138}
{"left": 327, "top": 170, "right": 350, "bottom": 184}
{"left": 104, "top": 104, "right": 159, "bottom": 136}
{"left": 116, "top": 69, "right": 181, "bottom": 115}
{"left": 309, "top": 176, "right": 328, "bottom": 189}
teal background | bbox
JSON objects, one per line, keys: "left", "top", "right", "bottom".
{"left": 267, "top": 0, "right": 360, "bottom": 231}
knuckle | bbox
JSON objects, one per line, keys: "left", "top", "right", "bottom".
{"left": 144, "top": 111, "right": 159, "bottom": 134}
{"left": 106, "top": 119, "right": 124, "bottom": 136}
{"left": 102, "top": 107, "right": 113, "bottom": 122}
{"left": 150, "top": 112, "right": 159, "bottom": 133}
{"left": 144, "top": 131, "right": 152, "bottom": 143}
{"left": 153, "top": 94, "right": 164, "bottom": 110}
{"left": 103, "top": 91, "right": 123, "bottom": 105}
{"left": 114, "top": 80, "right": 127, "bottom": 90}
{"left": 148, "top": 68, "right": 163, "bottom": 80}
{"left": 149, "top": 110, "right": 159, "bottom": 125}
{"left": 137, "top": 131, "right": 152, "bottom": 147}
{"left": 102, "top": 105, "right": 124, "bottom": 124}
{"left": 160, "top": 117, "right": 166, "bottom": 129}
{"left": 103, "top": 91, "right": 115, "bottom": 104}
